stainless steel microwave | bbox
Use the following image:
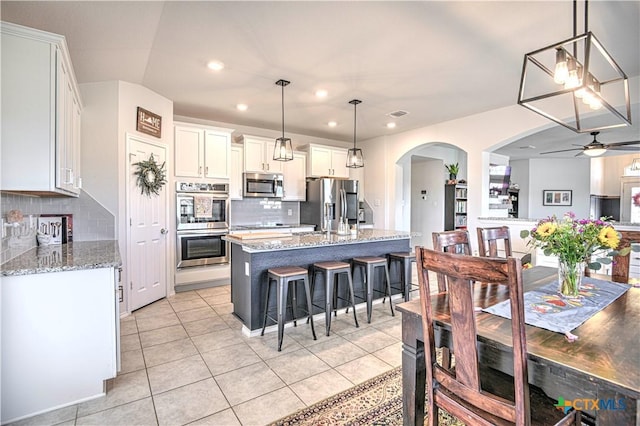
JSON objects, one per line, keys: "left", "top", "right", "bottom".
{"left": 243, "top": 172, "right": 284, "bottom": 198}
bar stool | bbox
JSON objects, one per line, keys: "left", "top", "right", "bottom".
{"left": 386, "top": 252, "right": 417, "bottom": 302}
{"left": 351, "top": 257, "right": 394, "bottom": 323}
{"left": 310, "top": 261, "right": 359, "bottom": 336}
{"left": 261, "top": 266, "right": 317, "bottom": 351}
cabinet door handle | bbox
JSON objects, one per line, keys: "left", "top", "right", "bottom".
{"left": 266, "top": 163, "right": 269, "bottom": 171}
{"left": 205, "top": 166, "right": 209, "bottom": 175}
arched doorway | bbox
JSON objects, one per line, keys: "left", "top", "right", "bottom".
{"left": 396, "top": 142, "right": 467, "bottom": 249}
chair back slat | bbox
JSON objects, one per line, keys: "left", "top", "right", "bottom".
{"left": 477, "top": 226, "right": 513, "bottom": 258}
{"left": 612, "top": 230, "right": 640, "bottom": 283}
{"left": 415, "top": 247, "right": 531, "bottom": 425}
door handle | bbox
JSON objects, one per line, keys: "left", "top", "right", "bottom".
{"left": 160, "top": 228, "right": 168, "bottom": 234}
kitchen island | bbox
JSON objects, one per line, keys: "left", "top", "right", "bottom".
{"left": 225, "top": 229, "right": 411, "bottom": 335}
{"left": 1, "top": 241, "right": 121, "bottom": 424}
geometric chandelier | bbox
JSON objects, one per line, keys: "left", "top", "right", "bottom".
{"left": 517, "top": 0, "right": 631, "bottom": 133}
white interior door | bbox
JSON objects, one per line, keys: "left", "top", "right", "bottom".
{"left": 127, "top": 135, "right": 168, "bottom": 311}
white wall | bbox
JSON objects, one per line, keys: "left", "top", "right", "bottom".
{"left": 527, "top": 158, "right": 591, "bottom": 218}
{"left": 80, "top": 81, "right": 173, "bottom": 313}
{"left": 411, "top": 158, "right": 444, "bottom": 248}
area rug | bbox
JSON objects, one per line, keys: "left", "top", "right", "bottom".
{"left": 270, "top": 367, "right": 465, "bottom": 426}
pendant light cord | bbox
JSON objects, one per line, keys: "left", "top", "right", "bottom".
{"left": 353, "top": 102, "right": 357, "bottom": 149}
{"left": 281, "top": 83, "right": 285, "bottom": 139}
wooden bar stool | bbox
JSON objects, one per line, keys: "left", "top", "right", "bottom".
{"left": 310, "top": 261, "right": 359, "bottom": 336}
{"left": 261, "top": 266, "right": 317, "bottom": 351}
{"left": 351, "top": 256, "right": 394, "bottom": 323}
{"left": 386, "top": 252, "right": 417, "bottom": 302}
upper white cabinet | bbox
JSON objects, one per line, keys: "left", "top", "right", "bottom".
{"left": 230, "top": 144, "right": 244, "bottom": 200}
{"left": 302, "top": 144, "right": 349, "bottom": 178}
{"left": 1, "top": 22, "right": 82, "bottom": 196}
{"left": 282, "top": 152, "right": 306, "bottom": 201}
{"left": 240, "top": 135, "right": 283, "bottom": 174}
{"left": 174, "top": 122, "right": 233, "bottom": 180}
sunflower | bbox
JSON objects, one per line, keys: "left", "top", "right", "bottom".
{"left": 536, "top": 222, "right": 557, "bottom": 238}
{"left": 598, "top": 226, "right": 619, "bottom": 249}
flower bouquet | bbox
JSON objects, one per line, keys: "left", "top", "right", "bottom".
{"left": 521, "top": 212, "right": 628, "bottom": 297}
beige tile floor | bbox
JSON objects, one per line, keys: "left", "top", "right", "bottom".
{"left": 12, "top": 268, "right": 429, "bottom": 426}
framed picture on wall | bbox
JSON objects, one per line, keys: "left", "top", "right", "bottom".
{"left": 543, "top": 190, "right": 572, "bottom": 206}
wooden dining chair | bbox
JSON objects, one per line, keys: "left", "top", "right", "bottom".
{"left": 477, "top": 226, "right": 512, "bottom": 258}
{"left": 415, "top": 247, "right": 581, "bottom": 426}
{"left": 431, "top": 230, "right": 472, "bottom": 370}
{"left": 432, "top": 230, "right": 472, "bottom": 292}
{"left": 612, "top": 230, "right": 640, "bottom": 283}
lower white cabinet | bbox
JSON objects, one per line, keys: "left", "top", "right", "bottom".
{"left": 1, "top": 267, "right": 119, "bottom": 423}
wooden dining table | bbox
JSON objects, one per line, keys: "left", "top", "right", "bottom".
{"left": 396, "top": 266, "right": 639, "bottom": 425}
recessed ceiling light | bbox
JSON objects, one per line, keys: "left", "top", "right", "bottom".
{"left": 328, "top": 121, "right": 337, "bottom": 128}
{"left": 207, "top": 60, "right": 224, "bottom": 71}
{"left": 386, "top": 122, "right": 396, "bottom": 129}
{"left": 236, "top": 104, "right": 248, "bottom": 111}
{"left": 315, "top": 89, "right": 328, "bottom": 98}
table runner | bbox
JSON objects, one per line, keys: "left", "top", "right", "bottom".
{"left": 483, "top": 277, "right": 630, "bottom": 334}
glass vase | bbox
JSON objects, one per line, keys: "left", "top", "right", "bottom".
{"left": 557, "top": 259, "right": 584, "bottom": 298}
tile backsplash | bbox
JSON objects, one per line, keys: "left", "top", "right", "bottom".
{"left": 1, "top": 190, "right": 115, "bottom": 264}
{"left": 230, "top": 199, "right": 300, "bottom": 226}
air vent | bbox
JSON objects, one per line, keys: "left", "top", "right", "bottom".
{"left": 388, "top": 110, "right": 409, "bottom": 118}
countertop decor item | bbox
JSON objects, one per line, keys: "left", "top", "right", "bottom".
{"left": 520, "top": 212, "right": 628, "bottom": 297}
{"left": 133, "top": 153, "right": 167, "bottom": 197}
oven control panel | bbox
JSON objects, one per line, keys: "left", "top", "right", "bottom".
{"left": 176, "top": 182, "right": 229, "bottom": 194}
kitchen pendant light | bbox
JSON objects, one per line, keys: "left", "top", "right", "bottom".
{"left": 273, "top": 79, "right": 293, "bottom": 162}
{"left": 346, "top": 99, "right": 364, "bottom": 168}
{"left": 517, "top": 0, "right": 631, "bottom": 133}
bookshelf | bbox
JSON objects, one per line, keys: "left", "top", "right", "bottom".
{"left": 445, "top": 183, "right": 467, "bottom": 231}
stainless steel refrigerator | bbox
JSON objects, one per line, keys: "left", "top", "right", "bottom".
{"left": 301, "top": 178, "right": 359, "bottom": 232}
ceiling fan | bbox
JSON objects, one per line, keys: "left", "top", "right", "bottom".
{"left": 540, "top": 132, "right": 640, "bottom": 157}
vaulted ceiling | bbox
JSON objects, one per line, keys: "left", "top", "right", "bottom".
{"left": 2, "top": 1, "right": 638, "bottom": 158}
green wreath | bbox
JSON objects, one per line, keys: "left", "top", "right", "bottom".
{"left": 133, "top": 153, "right": 167, "bottom": 197}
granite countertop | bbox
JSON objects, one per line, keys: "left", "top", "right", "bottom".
{"left": 224, "top": 228, "right": 410, "bottom": 253}
{"left": 478, "top": 217, "right": 640, "bottom": 227}
{"left": 1, "top": 240, "right": 122, "bottom": 277}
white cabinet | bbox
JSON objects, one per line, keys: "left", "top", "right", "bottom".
{"left": 240, "top": 135, "right": 283, "bottom": 174}
{"left": 2, "top": 267, "right": 118, "bottom": 423}
{"left": 230, "top": 144, "right": 244, "bottom": 200}
{"left": 1, "top": 22, "right": 82, "bottom": 197}
{"left": 303, "top": 144, "right": 349, "bottom": 178}
{"left": 174, "top": 123, "right": 233, "bottom": 180}
{"left": 282, "top": 152, "right": 306, "bottom": 201}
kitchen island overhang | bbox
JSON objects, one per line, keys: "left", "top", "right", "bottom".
{"left": 224, "top": 229, "right": 411, "bottom": 335}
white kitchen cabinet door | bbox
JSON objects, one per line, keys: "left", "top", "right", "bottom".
{"left": 1, "top": 23, "right": 82, "bottom": 197}
{"left": 306, "top": 144, "right": 349, "bottom": 178}
{"left": 204, "top": 130, "right": 230, "bottom": 179}
{"left": 174, "top": 124, "right": 233, "bottom": 180}
{"left": 230, "top": 144, "right": 243, "bottom": 200}
{"left": 308, "top": 145, "right": 332, "bottom": 176}
{"left": 174, "top": 126, "right": 203, "bottom": 178}
{"left": 331, "top": 149, "right": 349, "bottom": 178}
{"left": 242, "top": 135, "right": 283, "bottom": 173}
{"left": 283, "top": 152, "right": 306, "bottom": 201}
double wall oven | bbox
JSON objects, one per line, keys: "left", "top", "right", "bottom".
{"left": 176, "top": 181, "right": 229, "bottom": 268}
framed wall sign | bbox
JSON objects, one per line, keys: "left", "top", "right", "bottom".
{"left": 136, "top": 107, "right": 162, "bottom": 138}
{"left": 543, "top": 190, "right": 572, "bottom": 206}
